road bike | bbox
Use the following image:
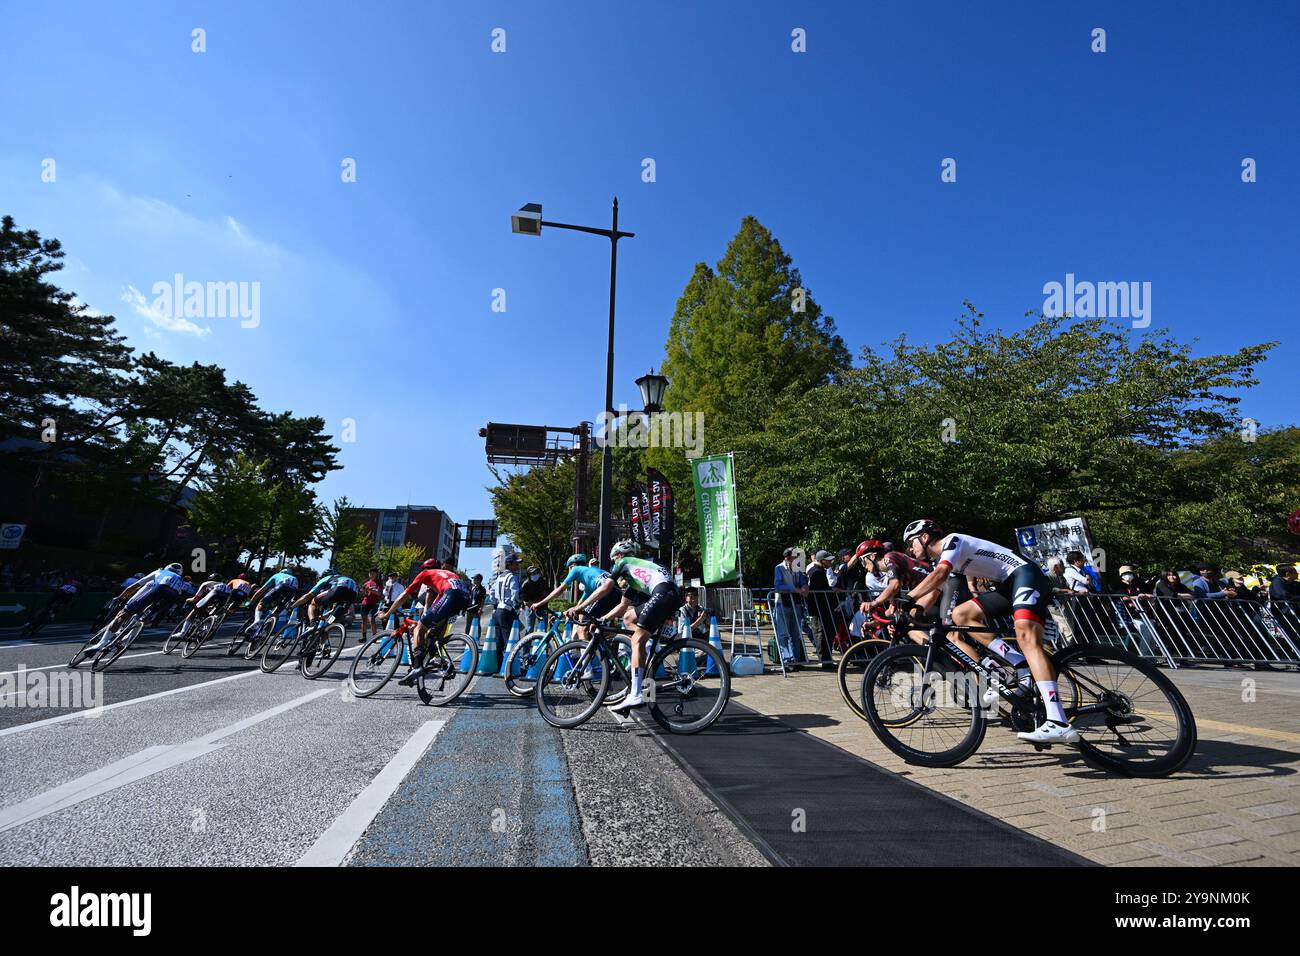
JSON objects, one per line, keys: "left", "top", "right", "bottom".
{"left": 860, "top": 600, "right": 1198, "bottom": 777}
{"left": 502, "top": 610, "right": 573, "bottom": 698}
{"left": 837, "top": 606, "right": 904, "bottom": 719}
{"left": 181, "top": 596, "right": 240, "bottom": 659}
{"left": 348, "top": 611, "right": 479, "bottom": 705}
{"left": 68, "top": 599, "right": 168, "bottom": 672}
{"left": 535, "top": 613, "right": 729, "bottom": 734}
{"left": 228, "top": 601, "right": 292, "bottom": 659}
{"left": 260, "top": 605, "right": 350, "bottom": 679}
{"left": 163, "top": 606, "right": 204, "bottom": 655}
{"left": 19, "top": 594, "right": 73, "bottom": 637}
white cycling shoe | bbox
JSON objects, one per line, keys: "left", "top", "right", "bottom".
{"left": 609, "top": 693, "right": 646, "bottom": 713}
{"left": 981, "top": 669, "right": 1032, "bottom": 707}
{"left": 1017, "top": 720, "right": 1080, "bottom": 745}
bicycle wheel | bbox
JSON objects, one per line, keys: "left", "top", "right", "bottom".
{"left": 261, "top": 622, "right": 302, "bottom": 673}
{"left": 536, "top": 640, "right": 609, "bottom": 728}
{"left": 1054, "top": 644, "right": 1198, "bottom": 777}
{"left": 645, "top": 638, "right": 730, "bottom": 734}
{"left": 837, "top": 637, "right": 893, "bottom": 720}
{"left": 244, "top": 618, "right": 273, "bottom": 660}
{"left": 600, "top": 635, "right": 634, "bottom": 705}
{"left": 226, "top": 619, "right": 251, "bottom": 656}
{"left": 163, "top": 618, "right": 189, "bottom": 655}
{"left": 349, "top": 631, "right": 406, "bottom": 697}
{"left": 415, "top": 633, "right": 478, "bottom": 705}
{"left": 182, "top": 616, "right": 216, "bottom": 659}
{"left": 503, "top": 630, "right": 556, "bottom": 698}
{"left": 69, "top": 628, "right": 109, "bottom": 668}
{"left": 303, "top": 623, "right": 347, "bottom": 679}
{"left": 92, "top": 617, "right": 144, "bottom": 672}
{"left": 861, "top": 644, "right": 987, "bottom": 767}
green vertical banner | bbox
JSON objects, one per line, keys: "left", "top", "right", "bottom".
{"left": 691, "top": 453, "right": 739, "bottom": 584}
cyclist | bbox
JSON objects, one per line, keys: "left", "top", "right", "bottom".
{"left": 23, "top": 574, "right": 81, "bottom": 633}
{"left": 90, "top": 562, "right": 186, "bottom": 648}
{"left": 293, "top": 567, "right": 359, "bottom": 625}
{"left": 382, "top": 559, "right": 472, "bottom": 684}
{"left": 900, "top": 519, "right": 1077, "bottom": 745}
{"left": 570, "top": 541, "right": 682, "bottom": 713}
{"left": 179, "top": 573, "right": 233, "bottom": 630}
{"left": 857, "top": 539, "right": 939, "bottom": 644}
{"left": 247, "top": 566, "right": 300, "bottom": 629}
{"left": 531, "top": 553, "right": 618, "bottom": 641}
{"left": 226, "top": 572, "right": 254, "bottom": 611}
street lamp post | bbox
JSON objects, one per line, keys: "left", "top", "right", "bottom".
{"left": 512, "top": 198, "right": 635, "bottom": 568}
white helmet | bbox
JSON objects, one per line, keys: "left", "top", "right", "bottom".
{"left": 902, "top": 518, "right": 942, "bottom": 543}
{"left": 609, "top": 539, "right": 639, "bottom": 561}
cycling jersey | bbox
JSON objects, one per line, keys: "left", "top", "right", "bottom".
{"left": 143, "top": 567, "right": 185, "bottom": 592}
{"left": 609, "top": 557, "right": 674, "bottom": 595}
{"left": 409, "top": 569, "right": 469, "bottom": 597}
{"left": 359, "top": 580, "right": 383, "bottom": 606}
{"left": 561, "top": 565, "right": 611, "bottom": 596}
{"left": 878, "top": 551, "right": 929, "bottom": 589}
{"left": 935, "top": 534, "right": 1027, "bottom": 583}
{"left": 264, "top": 571, "right": 299, "bottom": 591}
{"left": 228, "top": 578, "right": 253, "bottom": 594}
{"left": 310, "top": 574, "right": 359, "bottom": 596}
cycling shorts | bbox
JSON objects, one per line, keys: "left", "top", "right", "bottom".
{"left": 124, "top": 581, "right": 180, "bottom": 616}
{"left": 973, "top": 564, "right": 1054, "bottom": 625}
{"left": 261, "top": 583, "right": 298, "bottom": 609}
{"left": 635, "top": 582, "right": 683, "bottom": 633}
{"left": 420, "top": 587, "right": 470, "bottom": 629}
{"left": 315, "top": 585, "right": 358, "bottom": 610}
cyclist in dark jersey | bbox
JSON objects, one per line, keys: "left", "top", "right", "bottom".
{"left": 855, "top": 541, "right": 939, "bottom": 644}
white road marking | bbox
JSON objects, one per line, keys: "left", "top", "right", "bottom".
{"left": 295, "top": 718, "right": 448, "bottom": 867}
{"left": 0, "top": 650, "right": 164, "bottom": 679}
{"left": 0, "top": 687, "right": 332, "bottom": 832}
{"left": 0, "top": 668, "right": 263, "bottom": 739}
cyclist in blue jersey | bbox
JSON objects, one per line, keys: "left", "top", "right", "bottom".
{"left": 530, "top": 553, "right": 622, "bottom": 641}
{"left": 90, "top": 562, "right": 186, "bottom": 649}
{"left": 293, "top": 568, "right": 359, "bottom": 624}
{"left": 246, "top": 567, "right": 300, "bottom": 629}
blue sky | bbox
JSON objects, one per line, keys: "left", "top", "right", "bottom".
{"left": 3, "top": 1, "right": 1297, "bottom": 578}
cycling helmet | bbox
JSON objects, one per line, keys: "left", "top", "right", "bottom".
{"left": 421, "top": 558, "right": 442, "bottom": 570}
{"left": 610, "top": 539, "right": 639, "bottom": 561}
{"left": 902, "top": 519, "right": 942, "bottom": 543}
{"left": 854, "top": 539, "right": 884, "bottom": 558}
{"left": 166, "top": 563, "right": 183, "bottom": 574}
{"left": 238, "top": 572, "right": 250, "bottom": 581}
{"left": 565, "top": 553, "right": 588, "bottom": 568}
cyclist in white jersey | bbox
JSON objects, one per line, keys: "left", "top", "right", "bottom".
{"left": 900, "top": 519, "right": 1079, "bottom": 745}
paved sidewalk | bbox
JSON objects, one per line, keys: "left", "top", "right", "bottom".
{"left": 730, "top": 664, "right": 1300, "bottom": 866}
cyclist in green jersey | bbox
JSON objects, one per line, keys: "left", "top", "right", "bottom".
{"left": 566, "top": 540, "right": 683, "bottom": 712}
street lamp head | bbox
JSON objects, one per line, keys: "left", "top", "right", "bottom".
{"left": 636, "top": 369, "right": 669, "bottom": 413}
{"left": 511, "top": 203, "right": 543, "bottom": 236}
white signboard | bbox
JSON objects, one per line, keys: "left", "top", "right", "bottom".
{"left": 1014, "top": 517, "right": 1093, "bottom": 571}
{"left": 0, "top": 524, "right": 26, "bottom": 550}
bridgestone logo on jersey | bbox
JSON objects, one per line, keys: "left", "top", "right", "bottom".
{"left": 974, "top": 549, "right": 1021, "bottom": 566}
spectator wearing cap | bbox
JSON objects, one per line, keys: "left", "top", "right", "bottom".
{"left": 771, "top": 547, "right": 807, "bottom": 670}
{"left": 805, "top": 550, "right": 839, "bottom": 667}
{"left": 490, "top": 553, "right": 523, "bottom": 645}
{"left": 519, "top": 565, "right": 551, "bottom": 632}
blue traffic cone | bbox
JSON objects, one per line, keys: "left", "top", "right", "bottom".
{"left": 705, "top": 615, "right": 724, "bottom": 676}
{"left": 498, "top": 620, "right": 523, "bottom": 676}
{"left": 475, "top": 618, "right": 500, "bottom": 674}
{"left": 458, "top": 615, "right": 480, "bottom": 672}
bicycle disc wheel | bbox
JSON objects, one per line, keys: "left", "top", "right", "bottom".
{"left": 261, "top": 623, "right": 302, "bottom": 674}
{"left": 536, "top": 640, "right": 608, "bottom": 728}
{"left": 837, "top": 638, "right": 893, "bottom": 720}
{"left": 645, "top": 638, "right": 730, "bottom": 734}
{"left": 503, "top": 631, "right": 554, "bottom": 698}
{"left": 861, "top": 645, "right": 986, "bottom": 767}
{"left": 349, "top": 632, "right": 406, "bottom": 697}
{"left": 1055, "top": 644, "right": 1197, "bottom": 777}
{"left": 415, "top": 634, "right": 478, "bottom": 705}
{"left": 92, "top": 618, "right": 144, "bottom": 672}
{"left": 303, "top": 624, "right": 347, "bottom": 679}
{"left": 182, "top": 617, "right": 216, "bottom": 658}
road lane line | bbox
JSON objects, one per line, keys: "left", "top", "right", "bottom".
{"left": 0, "top": 668, "right": 263, "bottom": 739}
{"left": 295, "top": 719, "right": 448, "bottom": 867}
{"left": 0, "top": 688, "right": 332, "bottom": 832}
{"left": 0, "top": 651, "right": 165, "bottom": 679}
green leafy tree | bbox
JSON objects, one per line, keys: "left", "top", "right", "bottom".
{"left": 185, "top": 455, "right": 275, "bottom": 569}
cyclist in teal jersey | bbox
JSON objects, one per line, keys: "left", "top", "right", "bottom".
{"left": 568, "top": 541, "right": 682, "bottom": 712}
{"left": 530, "top": 553, "right": 622, "bottom": 641}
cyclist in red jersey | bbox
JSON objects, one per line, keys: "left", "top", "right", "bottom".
{"left": 382, "top": 559, "right": 471, "bottom": 682}
{"left": 855, "top": 540, "right": 939, "bottom": 644}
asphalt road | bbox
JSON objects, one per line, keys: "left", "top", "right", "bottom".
{"left": 0, "top": 618, "right": 764, "bottom": 866}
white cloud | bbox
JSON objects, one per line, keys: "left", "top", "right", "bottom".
{"left": 121, "top": 284, "right": 211, "bottom": 337}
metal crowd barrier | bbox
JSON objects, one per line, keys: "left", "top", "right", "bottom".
{"left": 701, "top": 585, "right": 1300, "bottom": 668}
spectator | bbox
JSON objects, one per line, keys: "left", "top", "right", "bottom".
{"left": 1269, "top": 565, "right": 1300, "bottom": 602}
{"left": 679, "top": 588, "right": 711, "bottom": 641}
{"left": 1063, "top": 551, "right": 1095, "bottom": 594}
{"left": 519, "top": 566, "right": 551, "bottom": 633}
{"left": 464, "top": 573, "right": 486, "bottom": 634}
{"left": 1190, "top": 563, "right": 1237, "bottom": 601}
{"left": 358, "top": 568, "right": 383, "bottom": 640}
{"left": 1046, "top": 559, "right": 1072, "bottom": 595}
{"left": 382, "top": 572, "right": 405, "bottom": 629}
{"left": 805, "top": 550, "right": 838, "bottom": 668}
{"left": 1153, "top": 570, "right": 1194, "bottom": 600}
{"left": 490, "top": 553, "right": 523, "bottom": 645}
{"left": 771, "top": 548, "right": 806, "bottom": 670}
